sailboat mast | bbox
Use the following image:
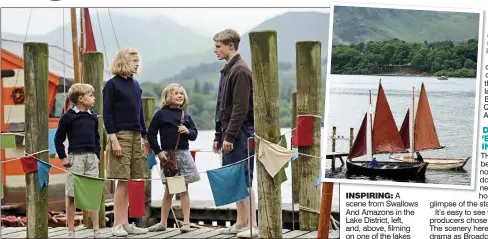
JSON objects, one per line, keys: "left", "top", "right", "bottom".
{"left": 79, "top": 8, "right": 85, "bottom": 82}
{"left": 369, "top": 89, "right": 373, "bottom": 160}
{"left": 411, "top": 86, "right": 415, "bottom": 159}
{"left": 70, "top": 8, "right": 81, "bottom": 84}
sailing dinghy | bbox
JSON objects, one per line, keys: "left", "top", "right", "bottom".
{"left": 390, "top": 83, "right": 470, "bottom": 170}
{"left": 346, "top": 81, "right": 428, "bottom": 180}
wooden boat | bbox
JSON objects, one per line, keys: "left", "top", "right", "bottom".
{"left": 346, "top": 81, "right": 428, "bottom": 180}
{"left": 390, "top": 83, "right": 470, "bottom": 170}
{"left": 1, "top": 8, "right": 114, "bottom": 212}
{"left": 391, "top": 155, "right": 469, "bottom": 170}
{"left": 347, "top": 161, "right": 428, "bottom": 180}
{"left": 437, "top": 76, "right": 448, "bottom": 80}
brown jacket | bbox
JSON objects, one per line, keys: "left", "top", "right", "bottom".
{"left": 214, "top": 54, "right": 253, "bottom": 143}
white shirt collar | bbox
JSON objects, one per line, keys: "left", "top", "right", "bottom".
{"left": 73, "top": 106, "right": 92, "bottom": 114}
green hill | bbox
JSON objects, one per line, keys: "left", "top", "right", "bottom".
{"left": 332, "top": 6, "right": 480, "bottom": 44}
{"left": 145, "top": 11, "right": 331, "bottom": 79}
{"left": 2, "top": 11, "right": 212, "bottom": 82}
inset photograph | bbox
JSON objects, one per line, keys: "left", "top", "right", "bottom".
{"left": 322, "top": 2, "right": 483, "bottom": 189}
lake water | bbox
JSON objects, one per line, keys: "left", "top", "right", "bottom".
{"left": 324, "top": 75, "right": 478, "bottom": 186}
{"left": 150, "top": 129, "right": 340, "bottom": 212}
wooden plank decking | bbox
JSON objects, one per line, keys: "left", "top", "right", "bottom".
{"left": 1, "top": 226, "right": 340, "bottom": 238}
{"left": 150, "top": 200, "right": 340, "bottom": 229}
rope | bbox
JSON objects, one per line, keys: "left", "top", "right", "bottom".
{"left": 297, "top": 114, "right": 323, "bottom": 118}
{"left": 95, "top": 9, "right": 111, "bottom": 76}
{"left": 62, "top": 8, "right": 67, "bottom": 113}
{"left": 107, "top": 9, "right": 120, "bottom": 50}
{"left": 3, "top": 151, "right": 255, "bottom": 182}
{"left": 298, "top": 205, "right": 320, "bottom": 215}
{"left": 5, "top": 8, "right": 32, "bottom": 128}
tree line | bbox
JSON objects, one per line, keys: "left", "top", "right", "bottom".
{"left": 330, "top": 38, "right": 478, "bottom": 77}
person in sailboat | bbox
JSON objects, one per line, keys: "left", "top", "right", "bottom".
{"left": 369, "top": 157, "right": 378, "bottom": 168}
{"left": 415, "top": 152, "right": 424, "bottom": 162}
{"left": 103, "top": 48, "right": 151, "bottom": 237}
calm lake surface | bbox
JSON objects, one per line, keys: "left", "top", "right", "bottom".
{"left": 151, "top": 129, "right": 340, "bottom": 212}
{"left": 324, "top": 75, "right": 478, "bottom": 186}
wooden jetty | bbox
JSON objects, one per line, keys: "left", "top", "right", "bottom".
{"left": 0, "top": 226, "right": 340, "bottom": 238}
{"left": 1, "top": 29, "right": 339, "bottom": 238}
{"left": 150, "top": 200, "right": 340, "bottom": 229}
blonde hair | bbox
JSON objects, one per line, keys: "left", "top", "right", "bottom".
{"left": 68, "top": 83, "right": 94, "bottom": 104}
{"left": 213, "top": 29, "right": 241, "bottom": 50}
{"left": 110, "top": 48, "right": 141, "bottom": 77}
{"left": 160, "top": 83, "right": 188, "bottom": 108}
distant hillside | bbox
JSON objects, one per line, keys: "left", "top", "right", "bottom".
{"left": 146, "top": 11, "right": 331, "bottom": 80}
{"left": 332, "top": 6, "right": 480, "bottom": 44}
{"left": 2, "top": 11, "right": 212, "bottom": 82}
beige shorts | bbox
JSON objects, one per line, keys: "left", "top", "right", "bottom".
{"left": 106, "top": 131, "right": 147, "bottom": 180}
{"left": 65, "top": 152, "right": 99, "bottom": 197}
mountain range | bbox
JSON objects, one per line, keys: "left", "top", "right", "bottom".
{"left": 1, "top": 7, "right": 480, "bottom": 83}
{"left": 332, "top": 6, "right": 480, "bottom": 45}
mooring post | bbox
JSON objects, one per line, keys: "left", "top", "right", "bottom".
{"left": 24, "top": 42, "right": 49, "bottom": 238}
{"left": 291, "top": 92, "right": 300, "bottom": 205}
{"left": 331, "top": 126, "right": 336, "bottom": 169}
{"left": 83, "top": 52, "right": 106, "bottom": 228}
{"left": 140, "top": 97, "right": 155, "bottom": 227}
{"left": 249, "top": 30, "right": 283, "bottom": 238}
{"left": 317, "top": 182, "right": 334, "bottom": 239}
{"left": 349, "top": 127, "right": 354, "bottom": 151}
{"left": 296, "top": 41, "right": 322, "bottom": 230}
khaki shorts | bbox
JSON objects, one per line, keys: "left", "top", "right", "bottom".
{"left": 66, "top": 152, "right": 99, "bottom": 197}
{"left": 106, "top": 131, "right": 147, "bottom": 180}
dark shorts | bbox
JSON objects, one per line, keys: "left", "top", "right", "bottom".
{"left": 221, "top": 124, "right": 254, "bottom": 188}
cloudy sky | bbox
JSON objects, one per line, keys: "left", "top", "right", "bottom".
{"left": 1, "top": 8, "right": 330, "bottom": 37}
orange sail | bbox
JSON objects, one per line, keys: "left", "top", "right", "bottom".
{"left": 399, "top": 109, "right": 410, "bottom": 149}
{"left": 348, "top": 112, "right": 368, "bottom": 160}
{"left": 372, "top": 83, "right": 407, "bottom": 154}
{"left": 414, "top": 83, "right": 441, "bottom": 151}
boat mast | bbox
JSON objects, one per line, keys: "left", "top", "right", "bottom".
{"left": 369, "top": 89, "right": 373, "bottom": 160}
{"left": 70, "top": 8, "right": 81, "bottom": 84}
{"left": 79, "top": 8, "right": 85, "bottom": 82}
{"left": 411, "top": 86, "right": 415, "bottom": 160}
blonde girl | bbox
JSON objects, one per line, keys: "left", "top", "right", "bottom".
{"left": 146, "top": 83, "right": 200, "bottom": 232}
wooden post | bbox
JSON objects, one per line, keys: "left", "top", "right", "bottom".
{"left": 24, "top": 42, "right": 49, "bottom": 239}
{"left": 296, "top": 41, "right": 322, "bottom": 230}
{"left": 83, "top": 52, "right": 106, "bottom": 228}
{"left": 317, "top": 183, "right": 334, "bottom": 239}
{"left": 140, "top": 97, "right": 155, "bottom": 227}
{"left": 249, "top": 30, "right": 283, "bottom": 238}
{"left": 349, "top": 128, "right": 354, "bottom": 151}
{"left": 70, "top": 8, "right": 81, "bottom": 84}
{"left": 331, "top": 127, "right": 336, "bottom": 152}
{"left": 331, "top": 126, "right": 336, "bottom": 169}
{"left": 291, "top": 92, "right": 300, "bottom": 204}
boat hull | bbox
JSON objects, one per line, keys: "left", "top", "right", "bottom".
{"left": 346, "top": 160, "right": 428, "bottom": 180}
{"left": 390, "top": 156, "right": 470, "bottom": 170}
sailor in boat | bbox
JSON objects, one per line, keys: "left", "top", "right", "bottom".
{"left": 369, "top": 157, "right": 378, "bottom": 168}
{"left": 415, "top": 152, "right": 424, "bottom": 162}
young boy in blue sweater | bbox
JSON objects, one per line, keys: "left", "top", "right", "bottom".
{"left": 54, "top": 83, "right": 104, "bottom": 238}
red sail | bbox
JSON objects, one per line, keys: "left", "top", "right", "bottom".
{"left": 348, "top": 112, "right": 368, "bottom": 160}
{"left": 399, "top": 109, "right": 410, "bottom": 149}
{"left": 414, "top": 83, "right": 441, "bottom": 151}
{"left": 83, "top": 8, "right": 97, "bottom": 52}
{"left": 372, "top": 83, "right": 407, "bottom": 154}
